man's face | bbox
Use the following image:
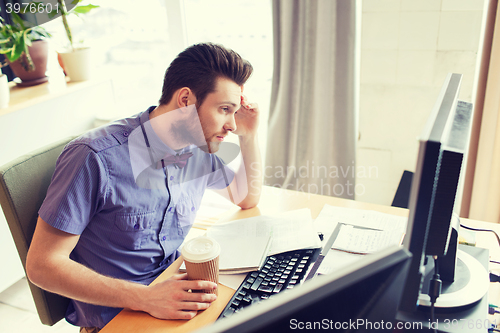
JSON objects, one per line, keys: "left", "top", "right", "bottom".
{"left": 195, "top": 77, "right": 241, "bottom": 153}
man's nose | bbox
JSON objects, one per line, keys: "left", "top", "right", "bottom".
{"left": 225, "top": 115, "right": 237, "bottom": 132}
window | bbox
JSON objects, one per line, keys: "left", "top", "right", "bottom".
{"left": 42, "top": 0, "right": 172, "bottom": 116}
{"left": 40, "top": 0, "right": 273, "bottom": 159}
{"left": 183, "top": 0, "right": 273, "bottom": 157}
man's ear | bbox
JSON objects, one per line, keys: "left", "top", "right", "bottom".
{"left": 176, "top": 87, "right": 197, "bottom": 109}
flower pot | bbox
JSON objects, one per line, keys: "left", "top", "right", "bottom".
{"left": 58, "top": 47, "right": 92, "bottom": 82}
{"left": 0, "top": 74, "right": 9, "bottom": 108}
{"left": 7, "top": 40, "right": 49, "bottom": 87}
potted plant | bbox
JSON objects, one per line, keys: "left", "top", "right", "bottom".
{"left": 53, "top": 0, "right": 99, "bottom": 82}
{"left": 0, "top": 13, "right": 51, "bottom": 86}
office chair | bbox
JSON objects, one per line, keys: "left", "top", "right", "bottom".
{"left": 391, "top": 170, "right": 414, "bottom": 209}
{"left": 0, "top": 136, "right": 74, "bottom": 326}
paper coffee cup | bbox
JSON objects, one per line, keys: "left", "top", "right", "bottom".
{"left": 182, "top": 236, "right": 220, "bottom": 295}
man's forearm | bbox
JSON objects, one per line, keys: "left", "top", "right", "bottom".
{"left": 27, "top": 217, "right": 218, "bottom": 321}
{"left": 234, "top": 134, "right": 262, "bottom": 209}
{"left": 27, "top": 252, "right": 147, "bottom": 312}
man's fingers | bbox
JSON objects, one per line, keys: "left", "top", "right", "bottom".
{"left": 181, "top": 280, "right": 218, "bottom": 292}
{"left": 241, "top": 100, "right": 258, "bottom": 111}
{"left": 169, "top": 310, "right": 199, "bottom": 320}
{"left": 179, "top": 300, "right": 213, "bottom": 311}
{"left": 145, "top": 276, "right": 218, "bottom": 321}
{"left": 182, "top": 291, "right": 217, "bottom": 303}
{"left": 240, "top": 94, "right": 254, "bottom": 109}
{"left": 165, "top": 299, "right": 213, "bottom": 320}
{"left": 170, "top": 273, "right": 188, "bottom": 280}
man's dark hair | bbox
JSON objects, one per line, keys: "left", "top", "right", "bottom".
{"left": 159, "top": 43, "right": 253, "bottom": 106}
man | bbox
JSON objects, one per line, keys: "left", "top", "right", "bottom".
{"left": 26, "top": 43, "right": 262, "bottom": 331}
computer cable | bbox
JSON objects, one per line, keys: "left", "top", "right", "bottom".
{"left": 460, "top": 224, "right": 500, "bottom": 247}
{"left": 428, "top": 256, "right": 442, "bottom": 333}
{"left": 460, "top": 224, "right": 500, "bottom": 266}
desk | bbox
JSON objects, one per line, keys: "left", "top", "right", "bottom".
{"left": 100, "top": 186, "right": 500, "bottom": 333}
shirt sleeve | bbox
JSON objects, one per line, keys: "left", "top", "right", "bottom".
{"left": 206, "top": 154, "right": 235, "bottom": 190}
{"left": 38, "top": 143, "right": 108, "bottom": 235}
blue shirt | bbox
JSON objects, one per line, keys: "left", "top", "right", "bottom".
{"left": 39, "top": 107, "right": 234, "bottom": 328}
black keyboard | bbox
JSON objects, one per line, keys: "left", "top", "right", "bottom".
{"left": 218, "top": 248, "right": 321, "bottom": 319}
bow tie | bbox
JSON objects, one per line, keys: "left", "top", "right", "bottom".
{"left": 156, "top": 152, "right": 193, "bottom": 169}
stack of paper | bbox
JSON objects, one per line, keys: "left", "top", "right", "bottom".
{"left": 206, "top": 208, "right": 322, "bottom": 274}
{"left": 206, "top": 217, "right": 272, "bottom": 274}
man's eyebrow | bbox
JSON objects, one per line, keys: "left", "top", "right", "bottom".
{"left": 219, "top": 101, "right": 239, "bottom": 107}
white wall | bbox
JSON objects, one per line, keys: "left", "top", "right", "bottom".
{"left": 356, "top": 0, "right": 486, "bottom": 205}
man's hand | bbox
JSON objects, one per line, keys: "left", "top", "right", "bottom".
{"left": 217, "top": 93, "right": 262, "bottom": 209}
{"left": 27, "top": 218, "right": 218, "bottom": 322}
{"left": 139, "top": 273, "right": 218, "bottom": 320}
{"left": 233, "top": 94, "right": 259, "bottom": 139}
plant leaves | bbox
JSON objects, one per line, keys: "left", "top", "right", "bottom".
{"left": 10, "top": 12, "right": 27, "bottom": 31}
{"left": 23, "top": 29, "right": 33, "bottom": 47}
{"left": 0, "top": 3, "right": 51, "bottom": 63}
{"left": 0, "top": 48, "right": 14, "bottom": 55}
{"left": 72, "top": 4, "right": 99, "bottom": 15}
{"left": 11, "top": 32, "right": 25, "bottom": 62}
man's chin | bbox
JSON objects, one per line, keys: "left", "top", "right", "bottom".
{"left": 199, "top": 141, "right": 220, "bottom": 154}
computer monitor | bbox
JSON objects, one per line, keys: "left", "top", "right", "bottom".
{"left": 195, "top": 246, "right": 411, "bottom": 333}
{"left": 396, "top": 73, "right": 489, "bottom": 331}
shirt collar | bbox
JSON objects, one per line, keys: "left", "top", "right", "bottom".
{"left": 140, "top": 107, "right": 194, "bottom": 163}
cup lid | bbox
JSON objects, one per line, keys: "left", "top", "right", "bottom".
{"left": 182, "top": 236, "right": 221, "bottom": 263}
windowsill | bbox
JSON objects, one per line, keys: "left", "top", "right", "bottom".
{"left": 0, "top": 75, "right": 110, "bottom": 118}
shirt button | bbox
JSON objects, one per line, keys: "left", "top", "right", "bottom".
{"left": 134, "top": 224, "right": 139, "bottom": 230}
{"left": 170, "top": 176, "right": 174, "bottom": 180}
{"left": 162, "top": 236, "right": 167, "bottom": 241}
{"left": 191, "top": 207, "right": 195, "bottom": 212}
{"left": 123, "top": 131, "right": 129, "bottom": 137}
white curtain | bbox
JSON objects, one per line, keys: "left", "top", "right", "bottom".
{"left": 265, "top": 0, "right": 359, "bottom": 199}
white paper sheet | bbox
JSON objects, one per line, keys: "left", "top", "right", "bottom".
{"left": 266, "top": 208, "right": 322, "bottom": 255}
{"left": 203, "top": 208, "right": 321, "bottom": 272}
{"left": 313, "top": 204, "right": 408, "bottom": 274}
{"left": 332, "top": 224, "right": 404, "bottom": 254}
{"left": 219, "top": 273, "right": 247, "bottom": 290}
{"left": 207, "top": 221, "right": 271, "bottom": 271}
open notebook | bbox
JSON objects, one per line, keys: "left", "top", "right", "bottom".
{"left": 180, "top": 208, "right": 322, "bottom": 274}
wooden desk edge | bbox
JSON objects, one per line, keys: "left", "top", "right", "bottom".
{"left": 100, "top": 257, "right": 235, "bottom": 333}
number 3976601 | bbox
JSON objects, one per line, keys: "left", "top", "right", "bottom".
{"left": 5, "top": 2, "right": 60, "bottom": 15}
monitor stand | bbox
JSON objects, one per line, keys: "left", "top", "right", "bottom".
{"left": 418, "top": 247, "right": 489, "bottom": 308}
{"left": 396, "top": 245, "right": 489, "bottom": 333}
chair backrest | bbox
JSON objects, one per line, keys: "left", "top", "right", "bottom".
{"left": 0, "top": 136, "right": 75, "bottom": 326}
{"left": 391, "top": 170, "right": 414, "bottom": 209}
